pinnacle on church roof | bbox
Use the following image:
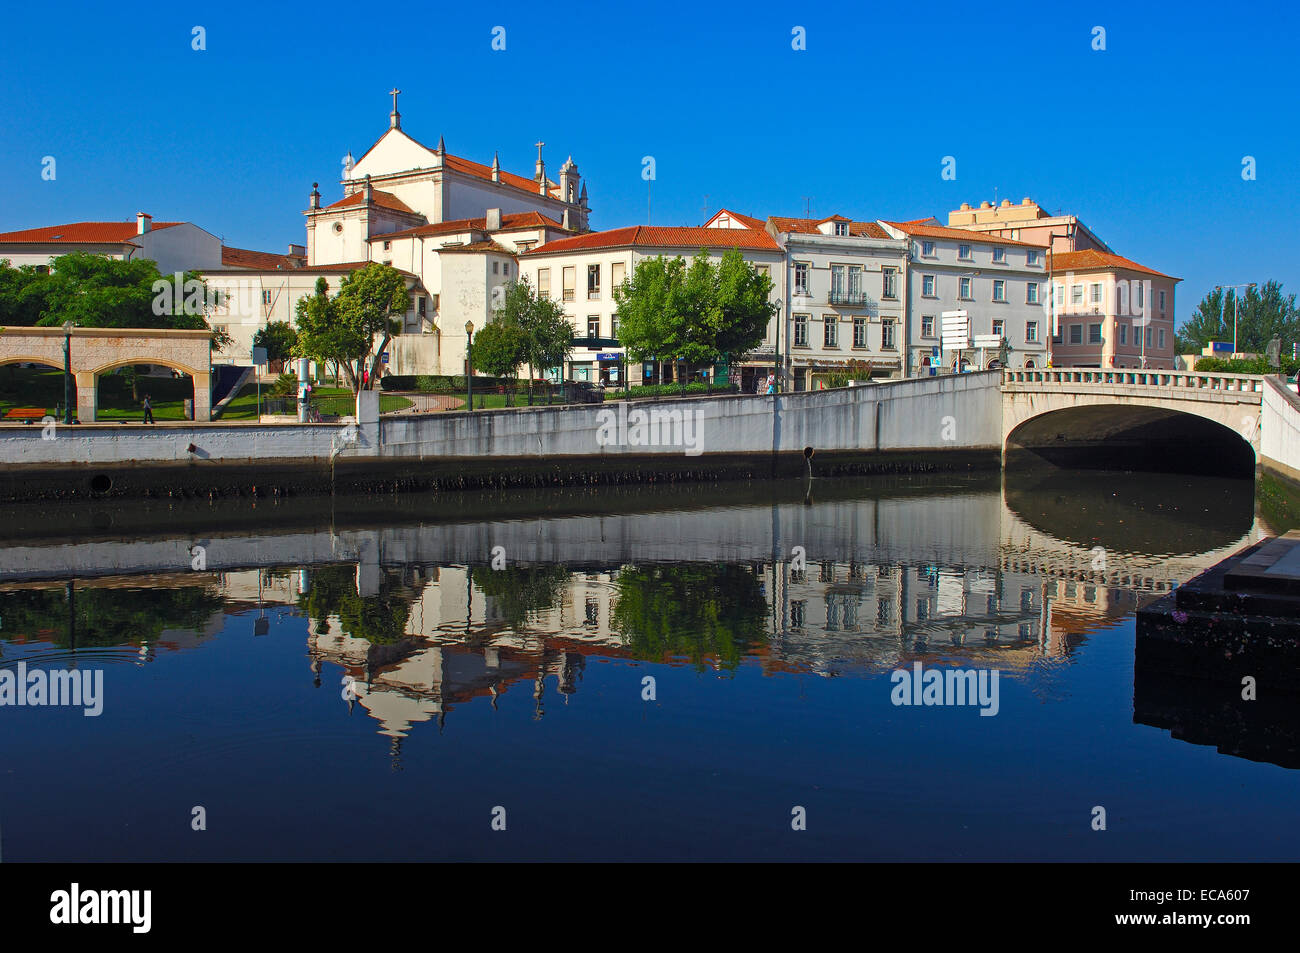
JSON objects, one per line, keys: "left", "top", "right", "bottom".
{"left": 436, "top": 135, "right": 446, "bottom": 154}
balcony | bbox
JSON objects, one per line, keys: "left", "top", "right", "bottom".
{"left": 828, "top": 288, "right": 872, "bottom": 307}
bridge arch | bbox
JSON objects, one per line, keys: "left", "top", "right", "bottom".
{"left": 1002, "top": 369, "right": 1265, "bottom": 477}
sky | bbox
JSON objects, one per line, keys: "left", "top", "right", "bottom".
{"left": 2, "top": 0, "right": 1297, "bottom": 326}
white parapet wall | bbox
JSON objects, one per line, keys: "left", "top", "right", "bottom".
{"left": 1261, "top": 376, "right": 1300, "bottom": 484}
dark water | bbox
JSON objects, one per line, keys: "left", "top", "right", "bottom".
{"left": 0, "top": 470, "right": 1295, "bottom": 861}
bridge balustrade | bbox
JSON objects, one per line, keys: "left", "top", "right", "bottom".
{"left": 1002, "top": 368, "right": 1266, "bottom": 394}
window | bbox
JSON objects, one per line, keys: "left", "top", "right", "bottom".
{"left": 612, "top": 261, "right": 626, "bottom": 287}
{"left": 992, "top": 247, "right": 1006, "bottom": 263}
{"left": 958, "top": 244, "right": 972, "bottom": 260}
{"left": 922, "top": 274, "right": 936, "bottom": 297}
{"left": 587, "top": 316, "right": 600, "bottom": 338}
{"left": 415, "top": 295, "right": 426, "bottom": 315}
{"left": 1071, "top": 283, "right": 1084, "bottom": 306}
{"left": 1146, "top": 327, "right": 1153, "bottom": 348}
{"left": 1054, "top": 282, "right": 1064, "bottom": 307}
{"left": 1159, "top": 328, "right": 1166, "bottom": 348}
{"left": 960, "top": 277, "right": 972, "bottom": 300}
{"left": 853, "top": 317, "right": 867, "bottom": 348}
{"left": 834, "top": 222, "right": 848, "bottom": 236}
{"left": 992, "top": 319, "right": 1004, "bottom": 338}
{"left": 882, "top": 319, "right": 895, "bottom": 350}
{"left": 1069, "top": 324, "right": 1083, "bottom": 344}
{"left": 831, "top": 264, "right": 846, "bottom": 297}
{"left": 1159, "top": 290, "right": 1167, "bottom": 313}
{"left": 882, "top": 267, "right": 898, "bottom": 299}
{"left": 611, "top": 314, "right": 620, "bottom": 339}
{"left": 922, "top": 315, "right": 935, "bottom": 337}
{"left": 1025, "top": 321, "right": 1039, "bottom": 343}
{"left": 562, "top": 266, "right": 575, "bottom": 301}
{"left": 261, "top": 290, "right": 272, "bottom": 305}
{"left": 992, "top": 279, "right": 1006, "bottom": 302}
{"left": 1088, "top": 323, "right": 1103, "bottom": 344}
{"left": 1026, "top": 282, "right": 1039, "bottom": 303}
{"left": 794, "top": 262, "right": 810, "bottom": 296}
{"left": 492, "top": 261, "right": 498, "bottom": 274}
{"left": 921, "top": 240, "right": 936, "bottom": 257}
{"left": 848, "top": 265, "right": 862, "bottom": 297}
{"left": 1119, "top": 323, "right": 1128, "bottom": 345}
{"left": 824, "top": 315, "right": 838, "bottom": 347}
{"left": 1089, "top": 282, "right": 1102, "bottom": 304}
{"left": 537, "top": 268, "right": 551, "bottom": 297}
{"left": 1136, "top": 283, "right": 1144, "bottom": 308}
{"left": 502, "top": 262, "right": 510, "bottom": 277}
{"left": 383, "top": 240, "right": 392, "bottom": 251}
{"left": 794, "top": 314, "right": 810, "bottom": 346}
{"left": 587, "top": 264, "right": 600, "bottom": 299}
{"left": 1027, "top": 249, "right": 1040, "bottom": 266}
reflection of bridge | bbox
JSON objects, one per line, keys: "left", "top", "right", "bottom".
{"left": 1002, "top": 369, "right": 1266, "bottom": 466}
{"left": 0, "top": 326, "right": 213, "bottom": 420}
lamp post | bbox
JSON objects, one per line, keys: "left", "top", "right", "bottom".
{"left": 62, "top": 320, "right": 75, "bottom": 424}
{"left": 465, "top": 321, "right": 475, "bottom": 411}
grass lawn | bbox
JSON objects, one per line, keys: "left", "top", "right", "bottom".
{"left": 215, "top": 383, "right": 411, "bottom": 419}
{"left": 0, "top": 365, "right": 194, "bottom": 421}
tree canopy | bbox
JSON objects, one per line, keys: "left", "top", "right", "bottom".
{"left": 495, "top": 276, "right": 572, "bottom": 379}
{"left": 252, "top": 320, "right": 298, "bottom": 364}
{"left": 613, "top": 248, "right": 775, "bottom": 374}
{"left": 1177, "top": 280, "right": 1300, "bottom": 355}
{"left": 294, "top": 263, "right": 409, "bottom": 392}
{"left": 0, "top": 252, "right": 229, "bottom": 349}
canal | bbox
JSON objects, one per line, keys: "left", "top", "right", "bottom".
{"left": 0, "top": 469, "right": 1296, "bottom": 861}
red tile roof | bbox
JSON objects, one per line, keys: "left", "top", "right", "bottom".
{"left": 1049, "top": 249, "right": 1177, "bottom": 280}
{"left": 444, "top": 154, "right": 550, "bottom": 198}
{"left": 221, "top": 246, "right": 306, "bottom": 270}
{"left": 882, "top": 220, "right": 1044, "bottom": 247}
{"left": 323, "top": 189, "right": 417, "bottom": 214}
{"left": 769, "top": 216, "right": 892, "bottom": 239}
{"left": 371, "top": 211, "right": 564, "bottom": 242}
{"left": 437, "top": 240, "right": 516, "bottom": 255}
{"left": 706, "top": 209, "right": 766, "bottom": 230}
{"left": 525, "top": 226, "right": 781, "bottom": 255}
{"left": 0, "top": 221, "right": 181, "bottom": 244}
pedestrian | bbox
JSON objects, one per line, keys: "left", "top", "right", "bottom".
{"left": 142, "top": 394, "right": 155, "bottom": 425}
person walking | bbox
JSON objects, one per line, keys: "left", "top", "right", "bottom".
{"left": 142, "top": 394, "right": 155, "bottom": 425}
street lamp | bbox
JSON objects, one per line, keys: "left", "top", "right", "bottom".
{"left": 62, "top": 320, "right": 75, "bottom": 424}
{"left": 465, "top": 321, "right": 475, "bottom": 411}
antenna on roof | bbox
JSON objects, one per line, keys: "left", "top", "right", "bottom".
{"left": 701, "top": 194, "right": 709, "bottom": 222}
{"left": 802, "top": 196, "right": 813, "bottom": 219}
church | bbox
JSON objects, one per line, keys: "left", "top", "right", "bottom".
{"left": 203, "top": 91, "right": 590, "bottom": 376}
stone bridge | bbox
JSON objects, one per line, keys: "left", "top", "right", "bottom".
{"left": 0, "top": 326, "right": 213, "bottom": 420}
{"left": 1001, "top": 368, "right": 1267, "bottom": 474}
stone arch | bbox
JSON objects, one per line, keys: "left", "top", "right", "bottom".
{"left": 88, "top": 358, "right": 202, "bottom": 423}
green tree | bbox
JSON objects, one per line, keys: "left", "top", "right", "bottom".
{"left": 252, "top": 320, "right": 299, "bottom": 367}
{"left": 0, "top": 252, "right": 229, "bottom": 349}
{"left": 1177, "top": 281, "right": 1300, "bottom": 355}
{"left": 496, "top": 276, "right": 573, "bottom": 402}
{"left": 614, "top": 248, "right": 775, "bottom": 384}
{"left": 470, "top": 564, "right": 571, "bottom": 628}
{"left": 294, "top": 277, "right": 356, "bottom": 383}
{"left": 335, "top": 263, "right": 410, "bottom": 392}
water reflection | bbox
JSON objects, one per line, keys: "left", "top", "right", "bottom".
{"left": 0, "top": 471, "right": 1272, "bottom": 752}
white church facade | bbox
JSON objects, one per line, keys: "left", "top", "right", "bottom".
{"left": 201, "top": 91, "right": 589, "bottom": 376}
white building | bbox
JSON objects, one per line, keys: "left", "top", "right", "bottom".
{"left": 0, "top": 214, "right": 222, "bottom": 276}
{"left": 519, "top": 224, "right": 784, "bottom": 385}
{"left": 878, "top": 219, "right": 1050, "bottom": 374}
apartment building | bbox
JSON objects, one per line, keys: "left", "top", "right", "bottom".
{"left": 520, "top": 224, "right": 784, "bottom": 385}
{"left": 765, "top": 215, "right": 910, "bottom": 389}
{"left": 878, "top": 220, "right": 1050, "bottom": 374}
{"left": 1047, "top": 250, "right": 1180, "bottom": 369}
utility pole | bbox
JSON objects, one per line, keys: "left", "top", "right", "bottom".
{"left": 1215, "top": 283, "right": 1256, "bottom": 357}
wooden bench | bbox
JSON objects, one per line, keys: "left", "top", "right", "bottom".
{"left": 5, "top": 408, "right": 49, "bottom": 424}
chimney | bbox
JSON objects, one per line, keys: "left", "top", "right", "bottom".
{"left": 137, "top": 212, "right": 152, "bottom": 234}
{"left": 486, "top": 208, "right": 501, "bottom": 231}
{"left": 288, "top": 243, "right": 306, "bottom": 257}
{"left": 363, "top": 174, "right": 373, "bottom": 202}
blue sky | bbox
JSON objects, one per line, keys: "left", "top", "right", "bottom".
{"left": 2, "top": 0, "right": 1297, "bottom": 324}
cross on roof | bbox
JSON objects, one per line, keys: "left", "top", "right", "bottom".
{"left": 389, "top": 88, "right": 401, "bottom": 112}
{"left": 535, "top": 140, "right": 545, "bottom": 161}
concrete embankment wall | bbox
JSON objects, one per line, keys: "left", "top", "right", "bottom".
{"left": 0, "top": 372, "right": 1002, "bottom": 500}
{"left": 1261, "top": 376, "right": 1300, "bottom": 485}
